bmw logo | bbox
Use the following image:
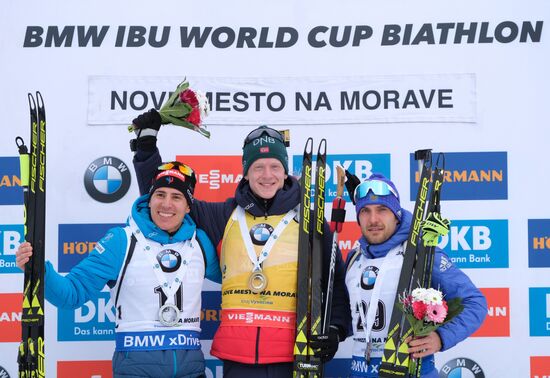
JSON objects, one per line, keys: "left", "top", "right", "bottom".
{"left": 439, "top": 358, "right": 485, "bottom": 377}
{"left": 0, "top": 366, "right": 10, "bottom": 378}
{"left": 84, "top": 156, "right": 131, "bottom": 203}
{"left": 250, "top": 223, "right": 274, "bottom": 245}
{"left": 157, "top": 249, "right": 182, "bottom": 272}
{"left": 361, "top": 266, "right": 379, "bottom": 290}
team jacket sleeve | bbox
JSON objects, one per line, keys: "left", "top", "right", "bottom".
{"left": 322, "top": 221, "right": 352, "bottom": 341}
{"left": 45, "top": 228, "right": 127, "bottom": 309}
{"left": 196, "top": 228, "right": 222, "bottom": 284}
{"left": 133, "top": 147, "right": 162, "bottom": 195}
{"left": 431, "top": 251, "right": 487, "bottom": 351}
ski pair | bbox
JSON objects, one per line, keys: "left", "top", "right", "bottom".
{"left": 293, "top": 139, "right": 347, "bottom": 378}
{"left": 15, "top": 92, "right": 46, "bottom": 378}
{"left": 293, "top": 138, "right": 326, "bottom": 378}
{"left": 379, "top": 149, "right": 445, "bottom": 378}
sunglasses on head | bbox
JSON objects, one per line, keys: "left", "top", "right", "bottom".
{"left": 354, "top": 179, "right": 399, "bottom": 203}
{"left": 158, "top": 162, "right": 195, "bottom": 177}
{"left": 243, "top": 126, "right": 289, "bottom": 147}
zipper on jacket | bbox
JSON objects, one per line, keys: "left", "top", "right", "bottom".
{"left": 255, "top": 327, "right": 261, "bottom": 364}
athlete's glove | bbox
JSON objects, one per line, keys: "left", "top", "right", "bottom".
{"left": 421, "top": 212, "right": 451, "bottom": 246}
{"left": 344, "top": 169, "right": 361, "bottom": 205}
{"left": 130, "top": 109, "right": 162, "bottom": 152}
{"left": 310, "top": 326, "right": 341, "bottom": 363}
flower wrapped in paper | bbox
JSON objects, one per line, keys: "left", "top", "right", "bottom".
{"left": 129, "top": 79, "right": 210, "bottom": 138}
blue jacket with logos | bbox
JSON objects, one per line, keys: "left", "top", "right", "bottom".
{"left": 346, "top": 209, "right": 487, "bottom": 376}
{"left": 133, "top": 148, "right": 352, "bottom": 362}
{"left": 44, "top": 193, "right": 221, "bottom": 309}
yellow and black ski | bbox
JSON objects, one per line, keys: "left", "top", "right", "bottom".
{"left": 16, "top": 92, "right": 46, "bottom": 378}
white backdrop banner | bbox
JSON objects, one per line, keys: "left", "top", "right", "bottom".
{"left": 88, "top": 74, "right": 477, "bottom": 125}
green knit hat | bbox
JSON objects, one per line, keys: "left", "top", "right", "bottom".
{"left": 242, "top": 126, "right": 289, "bottom": 175}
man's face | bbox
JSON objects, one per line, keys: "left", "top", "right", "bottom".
{"left": 245, "top": 158, "right": 287, "bottom": 200}
{"left": 358, "top": 204, "right": 399, "bottom": 245}
{"left": 149, "top": 187, "right": 190, "bottom": 233}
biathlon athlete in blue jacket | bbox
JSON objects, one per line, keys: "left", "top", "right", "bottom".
{"left": 16, "top": 162, "right": 221, "bottom": 378}
{"left": 345, "top": 173, "right": 487, "bottom": 377}
{"left": 129, "top": 109, "right": 351, "bottom": 378}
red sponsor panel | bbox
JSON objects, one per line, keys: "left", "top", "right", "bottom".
{"left": 337, "top": 221, "right": 361, "bottom": 261}
{"left": 0, "top": 293, "right": 22, "bottom": 342}
{"left": 530, "top": 356, "right": 550, "bottom": 378}
{"left": 177, "top": 155, "right": 243, "bottom": 202}
{"left": 58, "top": 360, "right": 112, "bottom": 378}
{"left": 471, "top": 287, "right": 510, "bottom": 337}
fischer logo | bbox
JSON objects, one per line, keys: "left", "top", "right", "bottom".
{"left": 472, "top": 288, "right": 509, "bottom": 337}
{"left": 438, "top": 220, "right": 508, "bottom": 268}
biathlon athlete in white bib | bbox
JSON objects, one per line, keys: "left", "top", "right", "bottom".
{"left": 345, "top": 173, "right": 487, "bottom": 378}
{"left": 16, "top": 162, "right": 221, "bottom": 378}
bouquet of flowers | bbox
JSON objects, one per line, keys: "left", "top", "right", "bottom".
{"left": 129, "top": 79, "right": 210, "bottom": 138}
{"left": 398, "top": 287, "right": 463, "bottom": 337}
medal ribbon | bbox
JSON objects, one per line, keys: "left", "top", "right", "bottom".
{"left": 236, "top": 206, "right": 298, "bottom": 272}
{"left": 129, "top": 216, "right": 194, "bottom": 304}
{"left": 355, "top": 246, "right": 402, "bottom": 359}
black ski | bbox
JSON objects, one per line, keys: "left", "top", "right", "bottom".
{"left": 322, "top": 165, "right": 346, "bottom": 334}
{"left": 379, "top": 150, "right": 432, "bottom": 378}
{"left": 16, "top": 92, "right": 46, "bottom": 378}
{"left": 408, "top": 154, "right": 445, "bottom": 377}
{"left": 294, "top": 138, "right": 313, "bottom": 377}
{"left": 294, "top": 138, "right": 327, "bottom": 378}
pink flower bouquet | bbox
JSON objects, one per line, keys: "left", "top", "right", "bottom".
{"left": 398, "top": 287, "right": 463, "bottom": 337}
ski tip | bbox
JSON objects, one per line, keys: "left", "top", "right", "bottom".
{"left": 318, "top": 139, "right": 327, "bottom": 154}
{"left": 304, "top": 137, "right": 314, "bottom": 152}
{"left": 27, "top": 93, "right": 36, "bottom": 110}
{"left": 35, "top": 91, "right": 45, "bottom": 108}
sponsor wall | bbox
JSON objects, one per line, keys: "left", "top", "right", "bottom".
{"left": 0, "top": 0, "right": 549, "bottom": 376}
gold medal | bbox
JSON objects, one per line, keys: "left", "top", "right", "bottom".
{"left": 158, "top": 304, "right": 181, "bottom": 327}
{"left": 248, "top": 271, "right": 268, "bottom": 293}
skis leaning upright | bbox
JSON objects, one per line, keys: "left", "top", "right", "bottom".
{"left": 379, "top": 150, "right": 446, "bottom": 378}
{"left": 16, "top": 92, "right": 46, "bottom": 378}
{"left": 294, "top": 138, "right": 327, "bottom": 378}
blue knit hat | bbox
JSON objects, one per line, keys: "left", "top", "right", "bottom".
{"left": 354, "top": 173, "right": 402, "bottom": 221}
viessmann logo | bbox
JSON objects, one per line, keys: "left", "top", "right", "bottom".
{"left": 57, "top": 360, "right": 112, "bottom": 378}
{"left": 409, "top": 151, "right": 508, "bottom": 200}
{"left": 177, "top": 155, "right": 243, "bottom": 202}
{"left": 472, "top": 288, "right": 510, "bottom": 337}
{"left": 531, "top": 356, "right": 550, "bottom": 378}
{"left": 0, "top": 293, "right": 23, "bottom": 342}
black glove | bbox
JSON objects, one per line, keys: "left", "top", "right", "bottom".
{"left": 130, "top": 109, "right": 162, "bottom": 152}
{"left": 344, "top": 169, "right": 361, "bottom": 205}
{"left": 132, "top": 108, "right": 162, "bottom": 131}
{"left": 310, "top": 326, "right": 340, "bottom": 363}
